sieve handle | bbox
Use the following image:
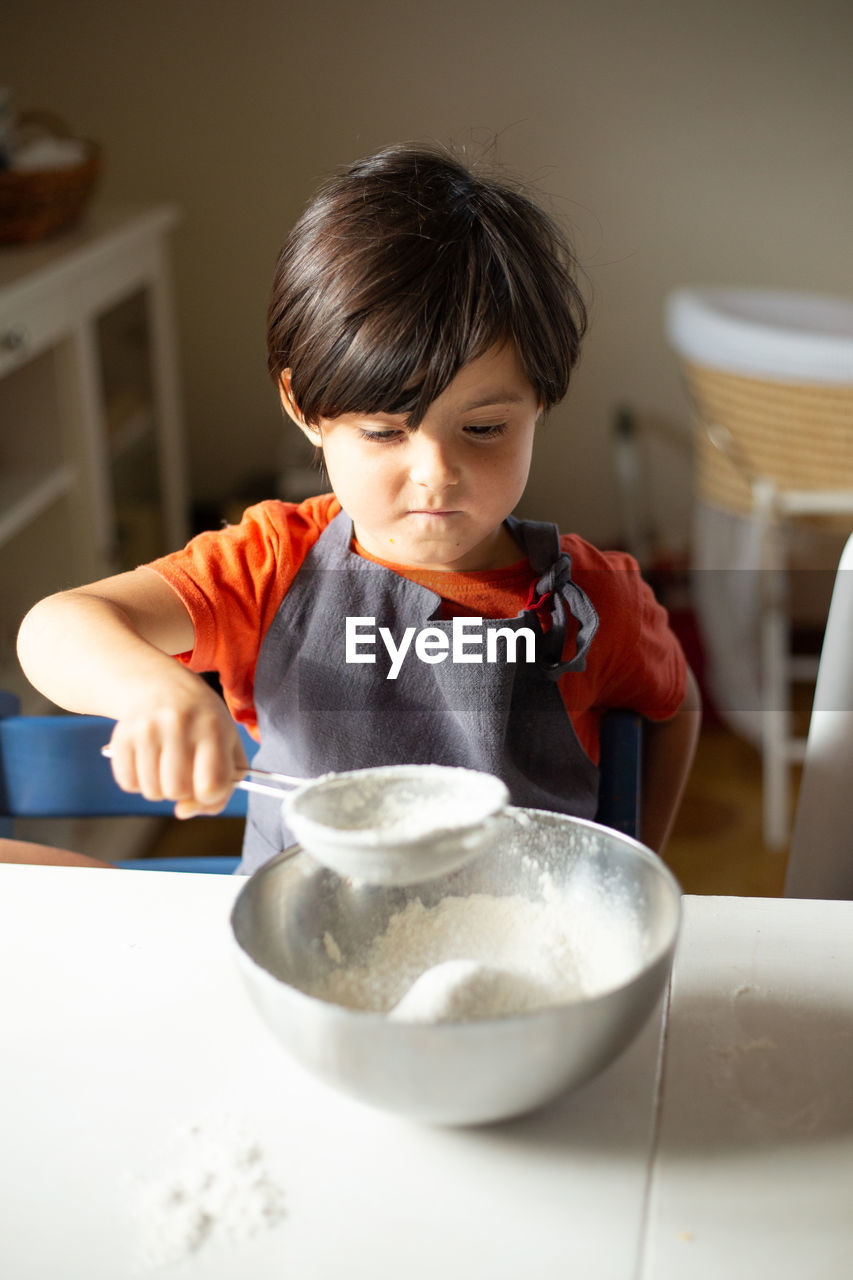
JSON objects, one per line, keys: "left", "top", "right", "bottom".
{"left": 99, "top": 745, "right": 306, "bottom": 798}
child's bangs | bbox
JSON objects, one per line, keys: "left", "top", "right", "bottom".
{"left": 315, "top": 313, "right": 510, "bottom": 428}
{"left": 306, "top": 248, "right": 516, "bottom": 427}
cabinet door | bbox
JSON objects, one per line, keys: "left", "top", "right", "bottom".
{"left": 95, "top": 289, "right": 169, "bottom": 570}
{"left": 0, "top": 208, "right": 190, "bottom": 709}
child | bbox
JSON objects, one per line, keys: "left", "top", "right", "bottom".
{"left": 17, "top": 143, "right": 700, "bottom": 874}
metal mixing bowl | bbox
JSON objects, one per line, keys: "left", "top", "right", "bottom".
{"left": 230, "top": 808, "right": 681, "bottom": 1126}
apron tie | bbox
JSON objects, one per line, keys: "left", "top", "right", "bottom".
{"left": 525, "top": 554, "right": 599, "bottom": 680}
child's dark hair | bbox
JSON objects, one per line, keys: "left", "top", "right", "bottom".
{"left": 267, "top": 142, "right": 588, "bottom": 426}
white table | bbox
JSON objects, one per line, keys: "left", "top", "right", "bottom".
{"left": 1, "top": 868, "right": 851, "bottom": 1279}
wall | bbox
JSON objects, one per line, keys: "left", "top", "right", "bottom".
{"left": 3, "top": 0, "right": 851, "bottom": 549}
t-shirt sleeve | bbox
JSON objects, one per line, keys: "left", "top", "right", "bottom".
{"left": 598, "top": 568, "right": 687, "bottom": 720}
{"left": 145, "top": 494, "right": 338, "bottom": 735}
{"left": 562, "top": 539, "right": 688, "bottom": 724}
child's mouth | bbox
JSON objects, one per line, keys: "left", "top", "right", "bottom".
{"left": 408, "top": 509, "right": 460, "bottom": 518}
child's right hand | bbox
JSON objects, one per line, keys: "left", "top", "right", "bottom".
{"left": 106, "top": 680, "right": 250, "bottom": 818}
{"left": 16, "top": 576, "right": 249, "bottom": 814}
{"left": 17, "top": 570, "right": 252, "bottom": 819}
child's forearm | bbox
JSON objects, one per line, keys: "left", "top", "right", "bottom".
{"left": 17, "top": 573, "right": 248, "bottom": 815}
{"left": 18, "top": 587, "right": 197, "bottom": 718}
{"left": 639, "top": 667, "right": 702, "bottom": 854}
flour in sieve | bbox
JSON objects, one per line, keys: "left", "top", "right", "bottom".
{"left": 312, "top": 869, "right": 643, "bottom": 1019}
{"left": 295, "top": 764, "right": 501, "bottom": 841}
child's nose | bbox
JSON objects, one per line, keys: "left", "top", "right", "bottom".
{"left": 408, "top": 436, "right": 460, "bottom": 489}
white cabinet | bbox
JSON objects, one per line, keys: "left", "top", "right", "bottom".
{"left": 0, "top": 205, "right": 190, "bottom": 711}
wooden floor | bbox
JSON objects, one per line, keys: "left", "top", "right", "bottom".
{"left": 145, "top": 722, "right": 796, "bottom": 898}
{"left": 662, "top": 723, "right": 794, "bottom": 897}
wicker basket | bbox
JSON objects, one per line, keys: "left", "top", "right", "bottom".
{"left": 682, "top": 359, "right": 853, "bottom": 531}
{"left": 0, "top": 112, "right": 102, "bottom": 245}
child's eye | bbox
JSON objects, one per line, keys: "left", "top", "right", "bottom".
{"left": 358, "top": 428, "right": 404, "bottom": 444}
{"left": 465, "top": 422, "right": 508, "bottom": 439}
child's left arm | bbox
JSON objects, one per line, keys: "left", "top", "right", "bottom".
{"left": 639, "top": 666, "right": 702, "bottom": 853}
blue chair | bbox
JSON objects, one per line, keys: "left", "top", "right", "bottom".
{"left": 0, "top": 690, "right": 248, "bottom": 872}
{"left": 0, "top": 691, "right": 642, "bottom": 870}
{"left": 597, "top": 708, "right": 643, "bottom": 840}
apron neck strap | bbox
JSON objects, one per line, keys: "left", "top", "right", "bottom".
{"left": 507, "top": 515, "right": 599, "bottom": 678}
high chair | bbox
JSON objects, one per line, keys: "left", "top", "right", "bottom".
{"left": 0, "top": 694, "right": 645, "bottom": 868}
{"left": 784, "top": 531, "right": 853, "bottom": 899}
{"left": 665, "top": 286, "right": 853, "bottom": 848}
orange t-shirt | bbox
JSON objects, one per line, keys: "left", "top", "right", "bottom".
{"left": 148, "top": 494, "right": 687, "bottom": 764}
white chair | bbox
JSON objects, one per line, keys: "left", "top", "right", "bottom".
{"left": 784, "top": 532, "right": 853, "bottom": 899}
{"left": 665, "top": 287, "right": 853, "bottom": 848}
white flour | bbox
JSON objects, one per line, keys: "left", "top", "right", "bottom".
{"left": 130, "top": 1123, "right": 286, "bottom": 1269}
{"left": 389, "top": 958, "right": 555, "bottom": 1021}
{"left": 292, "top": 764, "right": 503, "bottom": 841}
{"left": 311, "top": 868, "right": 642, "bottom": 1020}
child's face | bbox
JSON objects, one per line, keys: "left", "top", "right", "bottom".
{"left": 285, "top": 344, "right": 540, "bottom": 571}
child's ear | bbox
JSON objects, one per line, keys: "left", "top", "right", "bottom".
{"left": 279, "top": 371, "right": 322, "bottom": 445}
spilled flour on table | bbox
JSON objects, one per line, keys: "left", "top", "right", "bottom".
{"left": 311, "top": 861, "right": 643, "bottom": 1020}
{"left": 129, "top": 1121, "right": 286, "bottom": 1270}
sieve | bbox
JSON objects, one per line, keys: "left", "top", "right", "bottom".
{"left": 100, "top": 747, "right": 508, "bottom": 885}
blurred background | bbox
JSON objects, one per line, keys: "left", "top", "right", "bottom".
{"left": 2, "top": 0, "right": 852, "bottom": 887}
{"left": 4, "top": 0, "right": 851, "bottom": 540}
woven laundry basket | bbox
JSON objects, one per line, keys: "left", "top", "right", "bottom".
{"left": 0, "top": 111, "right": 101, "bottom": 244}
{"left": 666, "top": 288, "right": 853, "bottom": 530}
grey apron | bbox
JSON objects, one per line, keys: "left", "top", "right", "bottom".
{"left": 242, "top": 510, "right": 600, "bottom": 873}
